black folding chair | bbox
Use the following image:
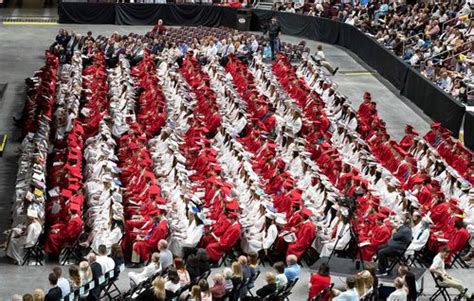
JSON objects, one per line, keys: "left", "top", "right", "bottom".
{"left": 246, "top": 270, "right": 261, "bottom": 297}
{"left": 59, "top": 233, "right": 86, "bottom": 265}
{"left": 301, "top": 236, "right": 319, "bottom": 267}
{"left": 101, "top": 265, "right": 124, "bottom": 300}
{"left": 312, "top": 282, "right": 334, "bottom": 301}
{"left": 448, "top": 239, "right": 471, "bottom": 269}
{"left": 386, "top": 241, "right": 412, "bottom": 274}
{"left": 22, "top": 240, "right": 44, "bottom": 266}
{"left": 429, "top": 272, "right": 452, "bottom": 301}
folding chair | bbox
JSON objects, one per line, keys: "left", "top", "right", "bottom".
{"left": 217, "top": 245, "right": 239, "bottom": 267}
{"left": 312, "top": 283, "right": 334, "bottom": 301}
{"left": 22, "top": 240, "right": 44, "bottom": 266}
{"left": 448, "top": 239, "right": 471, "bottom": 269}
{"left": 429, "top": 272, "right": 452, "bottom": 301}
{"left": 301, "top": 236, "right": 319, "bottom": 267}
{"left": 101, "top": 265, "right": 124, "bottom": 300}
{"left": 59, "top": 237, "right": 83, "bottom": 265}
{"left": 386, "top": 241, "right": 412, "bottom": 274}
{"left": 246, "top": 270, "right": 261, "bottom": 297}
{"left": 407, "top": 248, "right": 429, "bottom": 268}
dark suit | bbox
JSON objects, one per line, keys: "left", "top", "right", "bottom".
{"left": 88, "top": 261, "right": 103, "bottom": 301}
{"left": 45, "top": 287, "right": 62, "bottom": 301}
{"left": 377, "top": 225, "right": 412, "bottom": 273}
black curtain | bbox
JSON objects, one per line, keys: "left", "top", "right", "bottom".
{"left": 464, "top": 111, "right": 474, "bottom": 150}
{"left": 115, "top": 4, "right": 237, "bottom": 27}
{"left": 401, "top": 68, "right": 465, "bottom": 137}
{"left": 58, "top": 3, "right": 116, "bottom": 24}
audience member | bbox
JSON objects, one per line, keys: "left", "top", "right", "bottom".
{"left": 430, "top": 247, "right": 471, "bottom": 300}
{"left": 387, "top": 277, "right": 408, "bottom": 301}
{"left": 33, "top": 289, "right": 45, "bottom": 301}
{"left": 199, "top": 279, "right": 212, "bottom": 301}
{"left": 137, "top": 276, "right": 166, "bottom": 301}
{"left": 333, "top": 276, "right": 359, "bottom": 301}
{"left": 174, "top": 257, "right": 191, "bottom": 286}
{"left": 158, "top": 239, "right": 173, "bottom": 271}
{"left": 87, "top": 253, "right": 103, "bottom": 301}
{"left": 96, "top": 244, "right": 115, "bottom": 274}
{"left": 165, "top": 269, "right": 181, "bottom": 294}
{"left": 45, "top": 273, "right": 62, "bottom": 301}
{"left": 256, "top": 272, "right": 277, "bottom": 299}
{"left": 23, "top": 294, "right": 33, "bottom": 301}
{"left": 284, "top": 254, "right": 301, "bottom": 282}
{"left": 67, "top": 265, "right": 81, "bottom": 291}
{"left": 210, "top": 273, "right": 226, "bottom": 301}
{"left": 52, "top": 267, "right": 70, "bottom": 298}
{"left": 308, "top": 262, "right": 331, "bottom": 300}
{"left": 274, "top": 261, "right": 288, "bottom": 292}
{"left": 129, "top": 252, "right": 161, "bottom": 286}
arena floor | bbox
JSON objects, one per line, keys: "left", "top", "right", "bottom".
{"left": 0, "top": 23, "right": 465, "bottom": 300}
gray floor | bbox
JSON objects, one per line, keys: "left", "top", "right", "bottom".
{"left": 0, "top": 24, "right": 467, "bottom": 300}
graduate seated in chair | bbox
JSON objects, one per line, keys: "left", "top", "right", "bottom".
{"left": 206, "top": 211, "right": 241, "bottom": 263}
{"left": 130, "top": 211, "right": 168, "bottom": 267}
{"left": 5, "top": 209, "right": 43, "bottom": 265}
{"left": 44, "top": 204, "right": 83, "bottom": 257}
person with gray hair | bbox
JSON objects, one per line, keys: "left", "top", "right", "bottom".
{"left": 158, "top": 239, "right": 173, "bottom": 271}
{"left": 11, "top": 294, "right": 22, "bottom": 301}
{"left": 376, "top": 214, "right": 413, "bottom": 276}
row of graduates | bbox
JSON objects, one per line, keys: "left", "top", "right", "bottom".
{"left": 272, "top": 53, "right": 472, "bottom": 263}
{"left": 44, "top": 52, "right": 84, "bottom": 255}
{"left": 44, "top": 51, "right": 111, "bottom": 256}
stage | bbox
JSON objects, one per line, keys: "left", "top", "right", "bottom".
{"left": 311, "top": 257, "right": 427, "bottom": 288}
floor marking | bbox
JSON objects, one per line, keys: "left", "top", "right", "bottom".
{"left": 2, "top": 22, "right": 58, "bottom": 25}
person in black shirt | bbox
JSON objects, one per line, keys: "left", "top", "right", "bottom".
{"left": 256, "top": 272, "right": 277, "bottom": 299}
{"left": 45, "top": 273, "right": 62, "bottom": 301}
{"left": 265, "top": 17, "right": 281, "bottom": 60}
{"left": 87, "top": 253, "right": 103, "bottom": 301}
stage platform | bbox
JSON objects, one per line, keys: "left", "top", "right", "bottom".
{"left": 310, "top": 257, "right": 427, "bottom": 286}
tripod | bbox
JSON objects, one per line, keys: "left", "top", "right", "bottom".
{"left": 327, "top": 217, "right": 366, "bottom": 270}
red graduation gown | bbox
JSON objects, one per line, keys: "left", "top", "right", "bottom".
{"left": 287, "top": 220, "right": 316, "bottom": 258}
{"left": 446, "top": 228, "right": 470, "bottom": 263}
{"left": 45, "top": 216, "right": 82, "bottom": 255}
{"left": 133, "top": 219, "right": 168, "bottom": 262}
{"left": 206, "top": 222, "right": 241, "bottom": 262}
{"left": 359, "top": 224, "right": 391, "bottom": 261}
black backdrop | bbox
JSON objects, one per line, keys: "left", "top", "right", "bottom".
{"left": 58, "top": 3, "right": 471, "bottom": 150}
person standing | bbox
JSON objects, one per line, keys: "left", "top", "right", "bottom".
{"left": 266, "top": 17, "right": 281, "bottom": 60}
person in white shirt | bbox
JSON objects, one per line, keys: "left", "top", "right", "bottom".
{"left": 312, "top": 45, "right": 339, "bottom": 75}
{"left": 387, "top": 277, "right": 407, "bottom": 301}
{"left": 128, "top": 252, "right": 161, "bottom": 287}
{"left": 95, "top": 244, "right": 115, "bottom": 274}
{"left": 52, "top": 266, "right": 71, "bottom": 298}
{"left": 405, "top": 216, "right": 431, "bottom": 256}
{"left": 6, "top": 209, "right": 43, "bottom": 265}
{"left": 430, "top": 247, "right": 472, "bottom": 300}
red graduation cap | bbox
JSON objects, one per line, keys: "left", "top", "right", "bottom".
{"left": 149, "top": 185, "right": 161, "bottom": 196}
{"left": 69, "top": 202, "right": 81, "bottom": 214}
{"left": 431, "top": 122, "right": 441, "bottom": 129}
{"left": 155, "top": 196, "right": 166, "bottom": 205}
{"left": 448, "top": 198, "right": 459, "bottom": 207}
{"left": 129, "top": 142, "right": 139, "bottom": 150}
{"left": 301, "top": 208, "right": 313, "bottom": 218}
{"left": 61, "top": 189, "right": 73, "bottom": 199}
{"left": 68, "top": 183, "right": 81, "bottom": 192}
{"left": 405, "top": 125, "right": 419, "bottom": 136}
{"left": 227, "top": 211, "right": 239, "bottom": 218}
{"left": 375, "top": 212, "right": 386, "bottom": 220}
{"left": 363, "top": 92, "right": 372, "bottom": 101}
{"left": 226, "top": 200, "right": 240, "bottom": 211}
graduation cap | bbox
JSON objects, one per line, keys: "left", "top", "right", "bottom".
{"left": 431, "top": 122, "right": 441, "bottom": 129}
{"left": 226, "top": 199, "right": 240, "bottom": 211}
{"left": 61, "top": 189, "right": 73, "bottom": 199}
{"left": 301, "top": 208, "right": 313, "bottom": 218}
{"left": 405, "top": 125, "right": 418, "bottom": 136}
{"left": 69, "top": 202, "right": 81, "bottom": 214}
{"left": 149, "top": 185, "right": 161, "bottom": 196}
